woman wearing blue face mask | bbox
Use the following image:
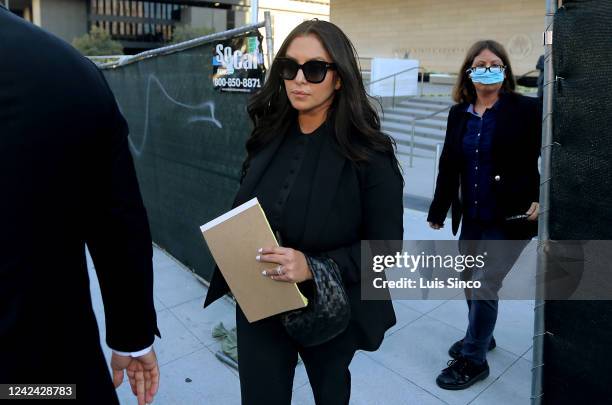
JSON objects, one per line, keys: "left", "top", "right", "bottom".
{"left": 427, "top": 40, "right": 542, "bottom": 390}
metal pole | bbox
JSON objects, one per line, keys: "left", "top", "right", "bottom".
{"left": 251, "top": 0, "right": 258, "bottom": 25}
{"left": 419, "top": 67, "right": 424, "bottom": 97}
{"left": 410, "top": 119, "right": 415, "bottom": 168}
{"left": 531, "top": 0, "right": 557, "bottom": 403}
{"left": 392, "top": 75, "right": 396, "bottom": 109}
{"left": 264, "top": 11, "right": 274, "bottom": 68}
{"left": 433, "top": 143, "right": 442, "bottom": 197}
{"left": 5, "top": 0, "right": 9, "bottom": 10}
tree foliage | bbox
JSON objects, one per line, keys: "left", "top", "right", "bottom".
{"left": 72, "top": 26, "right": 124, "bottom": 56}
{"left": 170, "top": 25, "right": 215, "bottom": 44}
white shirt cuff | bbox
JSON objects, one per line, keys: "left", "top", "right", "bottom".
{"left": 112, "top": 344, "right": 153, "bottom": 358}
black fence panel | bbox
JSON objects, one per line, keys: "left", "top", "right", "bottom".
{"left": 545, "top": 1, "right": 612, "bottom": 403}
{"left": 101, "top": 30, "right": 265, "bottom": 282}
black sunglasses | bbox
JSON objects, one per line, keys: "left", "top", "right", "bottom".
{"left": 276, "top": 58, "right": 337, "bottom": 84}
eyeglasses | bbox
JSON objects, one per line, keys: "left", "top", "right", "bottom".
{"left": 467, "top": 65, "right": 506, "bottom": 74}
{"left": 276, "top": 58, "right": 337, "bottom": 84}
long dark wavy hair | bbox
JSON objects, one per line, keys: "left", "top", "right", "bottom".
{"left": 242, "top": 19, "right": 401, "bottom": 182}
{"left": 452, "top": 40, "right": 517, "bottom": 105}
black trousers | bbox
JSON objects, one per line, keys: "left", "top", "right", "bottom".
{"left": 3, "top": 343, "right": 119, "bottom": 405}
{"left": 236, "top": 305, "right": 356, "bottom": 405}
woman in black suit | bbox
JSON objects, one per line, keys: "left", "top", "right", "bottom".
{"left": 204, "top": 20, "right": 403, "bottom": 404}
{"left": 427, "top": 40, "right": 542, "bottom": 390}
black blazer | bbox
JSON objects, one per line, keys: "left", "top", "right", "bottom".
{"left": 427, "top": 92, "right": 542, "bottom": 237}
{"left": 0, "top": 10, "right": 159, "bottom": 400}
{"left": 204, "top": 126, "right": 403, "bottom": 351}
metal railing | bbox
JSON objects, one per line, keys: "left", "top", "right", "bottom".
{"left": 99, "top": 11, "right": 273, "bottom": 69}
{"left": 87, "top": 55, "right": 130, "bottom": 65}
{"left": 365, "top": 66, "right": 426, "bottom": 108}
{"left": 409, "top": 104, "right": 451, "bottom": 168}
{"left": 432, "top": 142, "right": 443, "bottom": 198}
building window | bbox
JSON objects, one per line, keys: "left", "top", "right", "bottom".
{"left": 89, "top": 0, "right": 182, "bottom": 45}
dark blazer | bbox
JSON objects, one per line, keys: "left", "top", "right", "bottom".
{"left": 204, "top": 127, "right": 403, "bottom": 351}
{"left": 427, "top": 92, "right": 542, "bottom": 237}
{"left": 0, "top": 10, "right": 159, "bottom": 403}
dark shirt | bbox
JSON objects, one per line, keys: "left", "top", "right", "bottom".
{"left": 461, "top": 102, "right": 499, "bottom": 221}
{"left": 252, "top": 120, "right": 326, "bottom": 248}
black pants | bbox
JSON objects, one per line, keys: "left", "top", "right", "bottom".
{"left": 236, "top": 305, "right": 356, "bottom": 405}
{"left": 3, "top": 343, "right": 119, "bottom": 405}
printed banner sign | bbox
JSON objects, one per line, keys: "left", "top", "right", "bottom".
{"left": 212, "top": 34, "right": 266, "bottom": 93}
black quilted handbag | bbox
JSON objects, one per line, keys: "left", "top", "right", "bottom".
{"left": 280, "top": 256, "right": 351, "bottom": 347}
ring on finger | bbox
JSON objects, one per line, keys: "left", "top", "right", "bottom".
{"left": 276, "top": 265, "right": 284, "bottom": 276}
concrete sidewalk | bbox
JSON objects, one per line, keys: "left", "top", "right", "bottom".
{"left": 400, "top": 154, "right": 442, "bottom": 212}
{"left": 88, "top": 208, "right": 534, "bottom": 405}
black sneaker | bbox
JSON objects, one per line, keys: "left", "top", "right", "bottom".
{"left": 436, "top": 356, "right": 490, "bottom": 390}
{"left": 448, "top": 337, "right": 496, "bottom": 359}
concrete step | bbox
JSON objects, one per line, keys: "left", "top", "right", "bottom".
{"left": 396, "top": 143, "right": 435, "bottom": 158}
{"left": 382, "top": 106, "right": 450, "bottom": 121}
{"left": 390, "top": 137, "right": 444, "bottom": 154}
{"left": 392, "top": 102, "right": 453, "bottom": 114}
{"left": 397, "top": 98, "right": 454, "bottom": 108}
{"left": 396, "top": 142, "right": 436, "bottom": 153}
{"left": 387, "top": 131, "right": 443, "bottom": 154}
{"left": 393, "top": 136, "right": 442, "bottom": 152}
{"left": 380, "top": 97, "right": 451, "bottom": 161}
{"left": 430, "top": 73, "right": 457, "bottom": 85}
{"left": 382, "top": 113, "right": 447, "bottom": 131}
{"left": 382, "top": 122, "right": 446, "bottom": 140}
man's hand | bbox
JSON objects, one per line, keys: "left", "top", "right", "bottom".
{"left": 428, "top": 221, "right": 444, "bottom": 230}
{"left": 257, "top": 246, "right": 313, "bottom": 283}
{"left": 111, "top": 349, "right": 160, "bottom": 405}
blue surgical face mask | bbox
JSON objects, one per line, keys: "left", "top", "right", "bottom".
{"left": 469, "top": 67, "right": 505, "bottom": 85}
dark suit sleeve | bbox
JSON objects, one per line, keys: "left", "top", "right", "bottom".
{"left": 320, "top": 151, "right": 404, "bottom": 284}
{"left": 85, "top": 71, "right": 160, "bottom": 352}
{"left": 428, "top": 106, "right": 460, "bottom": 225}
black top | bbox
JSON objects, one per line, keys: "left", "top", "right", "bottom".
{"left": 253, "top": 121, "right": 325, "bottom": 247}
{"left": 1, "top": 9, "right": 158, "bottom": 399}
{"left": 205, "top": 118, "right": 404, "bottom": 352}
